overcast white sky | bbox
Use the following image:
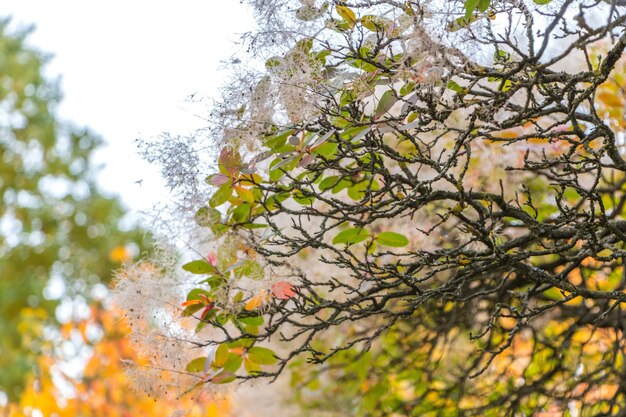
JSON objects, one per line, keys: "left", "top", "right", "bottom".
{"left": 0, "top": 1, "right": 254, "bottom": 218}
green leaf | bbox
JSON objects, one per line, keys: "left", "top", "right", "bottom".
{"left": 265, "top": 56, "right": 282, "bottom": 71}
{"left": 244, "top": 357, "right": 262, "bottom": 374}
{"left": 264, "top": 129, "right": 294, "bottom": 150}
{"left": 242, "top": 222, "right": 268, "bottom": 230}
{"left": 211, "top": 223, "right": 229, "bottom": 237}
{"left": 374, "top": 90, "right": 398, "bottom": 120}
{"left": 269, "top": 157, "right": 297, "bottom": 181}
{"left": 361, "top": 15, "right": 393, "bottom": 32}
{"left": 347, "top": 182, "right": 368, "bottom": 201}
{"left": 186, "top": 357, "right": 207, "bottom": 373}
{"left": 182, "top": 260, "right": 216, "bottom": 275}
{"left": 195, "top": 206, "right": 221, "bottom": 227}
{"left": 447, "top": 14, "right": 480, "bottom": 32}
{"left": 464, "top": 0, "right": 480, "bottom": 19}
{"left": 295, "top": 38, "right": 314, "bottom": 54}
{"left": 266, "top": 192, "right": 290, "bottom": 210}
{"left": 201, "top": 275, "right": 224, "bottom": 289}
{"left": 533, "top": 0, "right": 552, "bottom": 4}
{"left": 319, "top": 176, "right": 341, "bottom": 192}
{"left": 215, "top": 313, "right": 230, "bottom": 326}
{"left": 332, "top": 227, "right": 370, "bottom": 245}
{"left": 182, "top": 303, "right": 203, "bottom": 318}
{"left": 341, "top": 125, "right": 368, "bottom": 140}
{"left": 215, "top": 344, "right": 230, "bottom": 367}
{"left": 210, "top": 183, "right": 232, "bottom": 208}
{"left": 348, "top": 58, "right": 378, "bottom": 73}
{"left": 247, "top": 346, "right": 278, "bottom": 365}
{"left": 447, "top": 80, "right": 465, "bottom": 94}
{"left": 400, "top": 82, "right": 415, "bottom": 97}
{"left": 222, "top": 353, "right": 243, "bottom": 372}
{"left": 293, "top": 191, "right": 314, "bottom": 206}
{"left": 234, "top": 259, "right": 265, "bottom": 280}
{"left": 314, "top": 142, "right": 338, "bottom": 158}
{"left": 340, "top": 89, "right": 357, "bottom": 105}
{"left": 499, "top": 79, "right": 513, "bottom": 92}
{"left": 329, "top": 18, "right": 353, "bottom": 32}
{"left": 493, "top": 49, "right": 510, "bottom": 63}
{"left": 478, "top": 0, "right": 491, "bottom": 12}
{"left": 228, "top": 338, "right": 254, "bottom": 349}
{"left": 376, "top": 232, "right": 409, "bottom": 247}
{"left": 316, "top": 49, "right": 332, "bottom": 63}
{"left": 186, "top": 288, "right": 211, "bottom": 300}
{"left": 230, "top": 202, "right": 252, "bottom": 223}
{"left": 331, "top": 179, "right": 351, "bottom": 194}
{"left": 239, "top": 315, "right": 264, "bottom": 327}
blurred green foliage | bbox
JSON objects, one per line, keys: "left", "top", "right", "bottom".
{"left": 0, "top": 18, "right": 148, "bottom": 400}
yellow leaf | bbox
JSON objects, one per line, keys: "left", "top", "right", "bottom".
{"left": 235, "top": 186, "right": 255, "bottom": 203}
{"left": 336, "top": 5, "right": 356, "bottom": 27}
{"left": 239, "top": 173, "right": 263, "bottom": 186}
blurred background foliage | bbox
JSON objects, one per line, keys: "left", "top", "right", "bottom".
{"left": 4, "top": 307, "right": 231, "bottom": 417}
{"left": 0, "top": 17, "right": 150, "bottom": 402}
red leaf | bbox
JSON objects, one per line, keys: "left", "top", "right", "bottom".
{"left": 271, "top": 281, "right": 296, "bottom": 300}
{"left": 200, "top": 304, "right": 215, "bottom": 320}
{"left": 207, "top": 252, "right": 218, "bottom": 266}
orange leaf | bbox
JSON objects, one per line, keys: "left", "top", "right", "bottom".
{"left": 245, "top": 290, "right": 268, "bottom": 311}
{"left": 181, "top": 299, "right": 203, "bottom": 307}
{"left": 597, "top": 91, "right": 623, "bottom": 107}
{"left": 271, "top": 281, "right": 296, "bottom": 300}
{"left": 493, "top": 128, "right": 520, "bottom": 139}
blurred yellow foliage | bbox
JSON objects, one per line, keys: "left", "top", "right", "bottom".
{"left": 2, "top": 308, "right": 231, "bottom": 417}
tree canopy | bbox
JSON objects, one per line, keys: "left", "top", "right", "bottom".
{"left": 118, "top": 1, "right": 626, "bottom": 415}
{"left": 0, "top": 18, "right": 148, "bottom": 401}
